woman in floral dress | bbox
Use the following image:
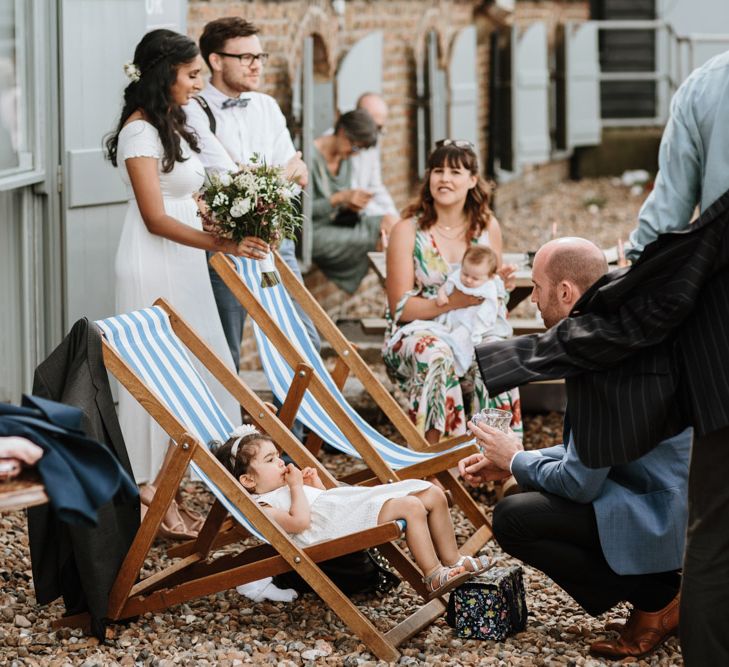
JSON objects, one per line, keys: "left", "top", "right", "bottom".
{"left": 383, "top": 141, "right": 521, "bottom": 444}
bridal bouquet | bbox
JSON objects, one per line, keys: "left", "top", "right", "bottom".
{"left": 200, "top": 154, "right": 301, "bottom": 287}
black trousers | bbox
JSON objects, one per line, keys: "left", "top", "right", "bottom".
{"left": 680, "top": 426, "right": 729, "bottom": 666}
{"left": 493, "top": 492, "right": 680, "bottom": 617}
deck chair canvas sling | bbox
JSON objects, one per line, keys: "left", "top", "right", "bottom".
{"left": 210, "top": 253, "right": 492, "bottom": 554}
{"left": 70, "top": 302, "right": 450, "bottom": 660}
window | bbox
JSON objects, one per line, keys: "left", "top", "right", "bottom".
{"left": 0, "top": 0, "right": 32, "bottom": 176}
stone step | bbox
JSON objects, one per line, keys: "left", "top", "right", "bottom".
{"left": 319, "top": 319, "right": 384, "bottom": 364}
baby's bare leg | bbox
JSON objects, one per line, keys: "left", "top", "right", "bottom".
{"left": 412, "top": 486, "right": 461, "bottom": 566}
{"left": 379, "top": 495, "right": 441, "bottom": 576}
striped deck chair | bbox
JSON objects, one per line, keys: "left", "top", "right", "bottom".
{"left": 66, "top": 300, "right": 448, "bottom": 661}
{"left": 210, "top": 253, "right": 492, "bottom": 554}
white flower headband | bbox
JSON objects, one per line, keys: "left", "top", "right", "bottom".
{"left": 229, "top": 424, "right": 260, "bottom": 467}
{"left": 123, "top": 61, "right": 141, "bottom": 83}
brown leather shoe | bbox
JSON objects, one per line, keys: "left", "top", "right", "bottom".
{"left": 590, "top": 593, "right": 679, "bottom": 659}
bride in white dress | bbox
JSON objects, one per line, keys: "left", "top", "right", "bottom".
{"left": 105, "top": 29, "right": 270, "bottom": 536}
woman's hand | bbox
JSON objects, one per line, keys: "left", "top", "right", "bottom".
{"left": 447, "top": 288, "right": 484, "bottom": 310}
{"left": 222, "top": 236, "right": 270, "bottom": 259}
{"left": 497, "top": 263, "right": 518, "bottom": 292}
{"left": 332, "top": 189, "right": 373, "bottom": 212}
{"left": 0, "top": 436, "right": 43, "bottom": 465}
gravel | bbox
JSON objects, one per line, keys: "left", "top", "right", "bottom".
{"left": 0, "top": 179, "right": 683, "bottom": 665}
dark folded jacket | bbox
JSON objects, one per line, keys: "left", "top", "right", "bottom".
{"left": 28, "top": 318, "right": 140, "bottom": 638}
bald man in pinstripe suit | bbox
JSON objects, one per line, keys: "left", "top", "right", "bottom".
{"left": 460, "top": 239, "right": 690, "bottom": 660}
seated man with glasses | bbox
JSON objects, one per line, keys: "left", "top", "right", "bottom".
{"left": 310, "top": 109, "right": 397, "bottom": 293}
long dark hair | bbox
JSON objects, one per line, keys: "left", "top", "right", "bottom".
{"left": 105, "top": 29, "right": 200, "bottom": 173}
{"left": 403, "top": 144, "right": 493, "bottom": 240}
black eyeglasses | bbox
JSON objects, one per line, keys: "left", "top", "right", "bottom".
{"left": 215, "top": 51, "right": 269, "bottom": 66}
{"left": 436, "top": 139, "right": 476, "bottom": 151}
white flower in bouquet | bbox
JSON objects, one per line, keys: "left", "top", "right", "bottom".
{"left": 212, "top": 192, "right": 229, "bottom": 207}
{"left": 199, "top": 154, "right": 303, "bottom": 287}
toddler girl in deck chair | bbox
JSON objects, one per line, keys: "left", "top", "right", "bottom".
{"left": 212, "top": 425, "right": 491, "bottom": 599}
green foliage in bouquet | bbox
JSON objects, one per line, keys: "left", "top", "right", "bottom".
{"left": 200, "top": 154, "right": 302, "bottom": 286}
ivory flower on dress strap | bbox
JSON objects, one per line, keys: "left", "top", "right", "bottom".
{"left": 123, "top": 61, "right": 141, "bottom": 83}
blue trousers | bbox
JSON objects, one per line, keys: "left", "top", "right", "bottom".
{"left": 207, "top": 240, "right": 320, "bottom": 441}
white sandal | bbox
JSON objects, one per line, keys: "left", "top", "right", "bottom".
{"left": 423, "top": 564, "right": 473, "bottom": 600}
{"left": 450, "top": 554, "right": 492, "bottom": 575}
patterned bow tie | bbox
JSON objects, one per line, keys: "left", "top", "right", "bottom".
{"left": 222, "top": 97, "right": 250, "bottom": 109}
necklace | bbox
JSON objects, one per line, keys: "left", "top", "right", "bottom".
{"left": 432, "top": 223, "right": 468, "bottom": 239}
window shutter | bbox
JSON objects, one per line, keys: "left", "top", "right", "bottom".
{"left": 427, "top": 31, "right": 448, "bottom": 148}
{"left": 336, "top": 31, "right": 384, "bottom": 112}
{"left": 448, "top": 26, "right": 479, "bottom": 156}
{"left": 514, "top": 22, "right": 550, "bottom": 166}
{"left": 566, "top": 21, "right": 602, "bottom": 147}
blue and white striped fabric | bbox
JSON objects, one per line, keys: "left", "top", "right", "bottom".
{"left": 229, "top": 256, "right": 473, "bottom": 469}
{"left": 96, "top": 307, "right": 266, "bottom": 542}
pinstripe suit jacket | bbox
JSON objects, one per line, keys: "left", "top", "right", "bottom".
{"left": 476, "top": 187, "right": 729, "bottom": 468}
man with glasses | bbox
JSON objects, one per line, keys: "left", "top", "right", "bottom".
{"left": 185, "top": 16, "right": 320, "bottom": 373}
{"left": 350, "top": 93, "right": 399, "bottom": 219}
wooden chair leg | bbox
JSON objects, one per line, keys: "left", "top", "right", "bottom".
{"left": 106, "top": 436, "right": 196, "bottom": 620}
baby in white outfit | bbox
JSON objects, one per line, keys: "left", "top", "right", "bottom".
{"left": 435, "top": 245, "right": 512, "bottom": 373}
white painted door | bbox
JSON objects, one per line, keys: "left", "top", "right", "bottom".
{"left": 60, "top": 0, "right": 186, "bottom": 326}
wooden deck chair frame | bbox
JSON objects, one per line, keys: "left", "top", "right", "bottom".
{"left": 209, "top": 253, "right": 492, "bottom": 555}
{"left": 60, "top": 299, "right": 454, "bottom": 661}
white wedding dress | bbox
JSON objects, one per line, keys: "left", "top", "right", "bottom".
{"left": 114, "top": 119, "right": 240, "bottom": 483}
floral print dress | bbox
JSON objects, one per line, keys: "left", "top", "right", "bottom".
{"left": 383, "top": 222, "right": 522, "bottom": 439}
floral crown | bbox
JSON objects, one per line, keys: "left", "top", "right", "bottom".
{"left": 229, "top": 424, "right": 261, "bottom": 467}
{"left": 123, "top": 61, "right": 141, "bottom": 83}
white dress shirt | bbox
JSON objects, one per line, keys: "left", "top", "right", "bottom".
{"left": 350, "top": 144, "right": 398, "bottom": 217}
{"left": 184, "top": 81, "right": 296, "bottom": 173}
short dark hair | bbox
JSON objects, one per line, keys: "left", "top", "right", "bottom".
{"left": 463, "top": 245, "right": 498, "bottom": 276}
{"left": 334, "top": 109, "right": 378, "bottom": 148}
{"left": 199, "top": 17, "right": 260, "bottom": 68}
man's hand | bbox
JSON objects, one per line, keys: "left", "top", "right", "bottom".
{"left": 284, "top": 152, "right": 308, "bottom": 187}
{"left": 469, "top": 420, "right": 524, "bottom": 471}
{"left": 457, "top": 452, "right": 512, "bottom": 486}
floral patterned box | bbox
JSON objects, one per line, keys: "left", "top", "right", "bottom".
{"left": 446, "top": 566, "right": 527, "bottom": 641}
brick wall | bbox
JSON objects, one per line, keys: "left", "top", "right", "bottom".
{"left": 187, "top": 0, "right": 588, "bottom": 369}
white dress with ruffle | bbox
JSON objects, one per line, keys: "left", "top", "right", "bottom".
{"left": 114, "top": 120, "right": 240, "bottom": 483}
{"left": 255, "top": 479, "right": 432, "bottom": 547}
